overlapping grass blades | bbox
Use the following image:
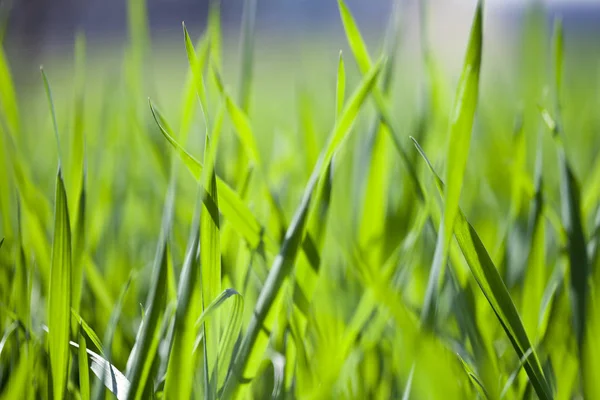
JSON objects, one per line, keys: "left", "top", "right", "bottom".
{"left": 221, "top": 56, "right": 385, "bottom": 398}
{"left": 420, "top": 0, "right": 483, "bottom": 326}
{"left": 124, "top": 185, "right": 174, "bottom": 400}
{"left": 412, "top": 138, "right": 554, "bottom": 400}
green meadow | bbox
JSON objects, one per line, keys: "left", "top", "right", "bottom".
{"left": 1, "top": 0, "right": 599, "bottom": 398}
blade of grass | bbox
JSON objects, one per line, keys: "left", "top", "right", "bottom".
{"left": 200, "top": 130, "right": 222, "bottom": 397}
{"left": 72, "top": 173, "right": 86, "bottom": 315}
{"left": 164, "top": 199, "right": 201, "bottom": 400}
{"left": 221, "top": 56, "right": 385, "bottom": 398}
{"left": 336, "top": 51, "right": 345, "bottom": 119}
{"left": 412, "top": 138, "right": 553, "bottom": 400}
{"left": 149, "top": 100, "right": 271, "bottom": 252}
{"left": 47, "top": 167, "right": 73, "bottom": 400}
{"left": 78, "top": 321, "right": 91, "bottom": 400}
{"left": 337, "top": 0, "right": 423, "bottom": 201}
{"left": 71, "top": 309, "right": 104, "bottom": 355}
{"left": 520, "top": 135, "right": 546, "bottom": 341}
{"left": 420, "top": 0, "right": 483, "bottom": 326}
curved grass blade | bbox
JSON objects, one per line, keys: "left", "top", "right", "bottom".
{"left": 458, "top": 355, "right": 490, "bottom": 399}
{"left": 78, "top": 322, "right": 91, "bottom": 400}
{"left": 71, "top": 309, "right": 104, "bottom": 355}
{"left": 48, "top": 167, "right": 73, "bottom": 400}
{"left": 149, "top": 100, "right": 270, "bottom": 252}
{"left": 412, "top": 138, "right": 553, "bottom": 400}
{"left": 420, "top": 0, "right": 483, "bottom": 326}
{"left": 0, "top": 321, "right": 20, "bottom": 358}
{"left": 500, "top": 348, "right": 534, "bottom": 399}
{"left": 125, "top": 186, "right": 174, "bottom": 400}
{"left": 71, "top": 340, "right": 130, "bottom": 400}
{"left": 221, "top": 56, "right": 385, "bottom": 399}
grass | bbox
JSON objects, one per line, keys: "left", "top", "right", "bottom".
{"left": 1, "top": 0, "right": 600, "bottom": 398}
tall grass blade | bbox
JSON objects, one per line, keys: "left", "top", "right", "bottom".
{"left": 48, "top": 167, "right": 73, "bottom": 400}
{"left": 201, "top": 131, "right": 222, "bottom": 397}
{"left": 336, "top": 51, "right": 346, "bottom": 119}
{"left": 164, "top": 205, "right": 201, "bottom": 400}
{"left": 221, "top": 56, "right": 384, "bottom": 399}
{"left": 412, "top": 138, "right": 554, "bottom": 400}
{"left": 420, "top": 0, "right": 483, "bottom": 326}
{"left": 78, "top": 322, "right": 91, "bottom": 400}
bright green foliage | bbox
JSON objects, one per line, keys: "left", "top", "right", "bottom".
{"left": 47, "top": 168, "right": 73, "bottom": 400}
{"left": 2, "top": 0, "right": 600, "bottom": 399}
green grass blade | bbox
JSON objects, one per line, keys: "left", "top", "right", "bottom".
{"left": 420, "top": 0, "right": 483, "bottom": 326}
{"left": 412, "top": 138, "right": 553, "bottom": 400}
{"left": 125, "top": 186, "right": 174, "bottom": 400}
{"left": 183, "top": 23, "right": 208, "bottom": 118}
{"left": 0, "top": 345, "right": 29, "bottom": 400}
{"left": 41, "top": 67, "right": 63, "bottom": 164}
{"left": 201, "top": 130, "right": 222, "bottom": 397}
{"left": 48, "top": 167, "right": 73, "bottom": 400}
{"left": 337, "top": 0, "right": 372, "bottom": 74}
{"left": 164, "top": 205, "right": 201, "bottom": 400}
{"left": 72, "top": 173, "right": 86, "bottom": 314}
{"left": 337, "top": 0, "right": 423, "bottom": 202}
{"left": 149, "top": 100, "right": 270, "bottom": 251}
{"left": 221, "top": 56, "right": 384, "bottom": 399}
{"left": 336, "top": 51, "right": 346, "bottom": 119}
{"left": 71, "top": 309, "right": 104, "bottom": 355}
{"left": 0, "top": 45, "right": 20, "bottom": 136}
{"left": 78, "top": 322, "right": 91, "bottom": 400}
{"left": 221, "top": 94, "right": 262, "bottom": 166}
{"left": 520, "top": 140, "right": 546, "bottom": 341}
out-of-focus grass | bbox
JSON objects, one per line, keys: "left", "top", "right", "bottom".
{"left": 1, "top": 0, "right": 600, "bottom": 398}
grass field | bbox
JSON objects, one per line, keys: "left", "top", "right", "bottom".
{"left": 1, "top": 0, "right": 600, "bottom": 398}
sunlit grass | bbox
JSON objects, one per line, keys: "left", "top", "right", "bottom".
{"left": 1, "top": 0, "right": 600, "bottom": 398}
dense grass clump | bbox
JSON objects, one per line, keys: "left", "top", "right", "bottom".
{"left": 1, "top": 0, "right": 600, "bottom": 398}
